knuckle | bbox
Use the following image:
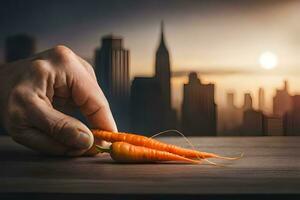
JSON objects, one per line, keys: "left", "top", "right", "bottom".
{"left": 51, "top": 45, "right": 75, "bottom": 65}
{"left": 30, "top": 59, "right": 50, "bottom": 78}
{"left": 8, "top": 85, "right": 37, "bottom": 120}
{"left": 9, "top": 85, "right": 29, "bottom": 104}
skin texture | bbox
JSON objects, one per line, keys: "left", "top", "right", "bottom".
{"left": 0, "top": 45, "right": 117, "bottom": 156}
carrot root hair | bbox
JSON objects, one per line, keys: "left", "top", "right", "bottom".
{"left": 150, "top": 129, "right": 243, "bottom": 165}
{"left": 214, "top": 152, "right": 244, "bottom": 160}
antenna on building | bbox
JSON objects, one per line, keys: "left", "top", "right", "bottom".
{"left": 160, "top": 20, "right": 165, "bottom": 43}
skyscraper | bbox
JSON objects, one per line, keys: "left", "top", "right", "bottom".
{"left": 130, "top": 22, "right": 177, "bottom": 134}
{"left": 264, "top": 115, "right": 283, "bottom": 136}
{"left": 241, "top": 93, "right": 264, "bottom": 136}
{"left": 182, "top": 72, "right": 217, "bottom": 136}
{"left": 241, "top": 109, "right": 264, "bottom": 136}
{"left": 273, "top": 80, "right": 292, "bottom": 116}
{"left": 220, "top": 92, "right": 243, "bottom": 136}
{"left": 154, "top": 21, "right": 177, "bottom": 130}
{"left": 243, "top": 93, "right": 253, "bottom": 111}
{"left": 285, "top": 95, "right": 300, "bottom": 136}
{"left": 95, "top": 34, "right": 130, "bottom": 130}
{"left": 155, "top": 21, "right": 171, "bottom": 110}
{"left": 130, "top": 77, "right": 163, "bottom": 135}
{"left": 5, "top": 34, "right": 36, "bottom": 62}
{"left": 258, "top": 87, "right": 265, "bottom": 112}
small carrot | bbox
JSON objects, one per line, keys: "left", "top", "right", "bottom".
{"left": 91, "top": 130, "right": 238, "bottom": 160}
{"left": 96, "top": 142, "right": 200, "bottom": 164}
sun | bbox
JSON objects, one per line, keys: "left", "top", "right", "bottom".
{"left": 259, "top": 51, "right": 278, "bottom": 70}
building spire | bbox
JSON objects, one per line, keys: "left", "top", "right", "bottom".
{"left": 160, "top": 20, "right": 165, "bottom": 41}
{"left": 160, "top": 20, "right": 165, "bottom": 45}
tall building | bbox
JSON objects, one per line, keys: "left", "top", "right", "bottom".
{"left": 130, "top": 22, "right": 177, "bottom": 134}
{"left": 5, "top": 34, "right": 36, "bottom": 62}
{"left": 243, "top": 93, "right": 253, "bottom": 111}
{"left": 130, "top": 77, "right": 163, "bottom": 135}
{"left": 220, "top": 92, "right": 243, "bottom": 136}
{"left": 240, "top": 93, "right": 264, "bottom": 136}
{"left": 258, "top": 88, "right": 265, "bottom": 112}
{"left": 95, "top": 34, "right": 130, "bottom": 130}
{"left": 182, "top": 72, "right": 217, "bottom": 136}
{"left": 154, "top": 21, "right": 177, "bottom": 130}
{"left": 155, "top": 21, "right": 171, "bottom": 109}
{"left": 273, "top": 80, "right": 292, "bottom": 116}
{"left": 285, "top": 95, "right": 300, "bottom": 136}
{"left": 264, "top": 115, "right": 283, "bottom": 136}
{"left": 241, "top": 109, "right": 264, "bottom": 136}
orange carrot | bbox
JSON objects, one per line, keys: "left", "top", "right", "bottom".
{"left": 91, "top": 130, "right": 237, "bottom": 160}
{"left": 96, "top": 142, "right": 200, "bottom": 164}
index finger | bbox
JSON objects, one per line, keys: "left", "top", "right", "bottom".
{"left": 69, "top": 61, "right": 117, "bottom": 132}
{"left": 45, "top": 45, "right": 117, "bottom": 132}
{"left": 63, "top": 56, "right": 117, "bottom": 132}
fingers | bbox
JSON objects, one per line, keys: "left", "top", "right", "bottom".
{"left": 71, "top": 76, "right": 118, "bottom": 131}
{"left": 76, "top": 55, "right": 97, "bottom": 81}
{"left": 7, "top": 88, "right": 92, "bottom": 156}
{"left": 31, "top": 97, "right": 94, "bottom": 150}
{"left": 47, "top": 45, "right": 118, "bottom": 132}
{"left": 5, "top": 45, "right": 118, "bottom": 156}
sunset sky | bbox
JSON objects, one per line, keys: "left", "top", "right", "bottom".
{"left": 1, "top": 0, "right": 300, "bottom": 114}
{"left": 1, "top": 0, "right": 300, "bottom": 76}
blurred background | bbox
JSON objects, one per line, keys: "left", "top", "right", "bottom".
{"left": 1, "top": 0, "right": 300, "bottom": 136}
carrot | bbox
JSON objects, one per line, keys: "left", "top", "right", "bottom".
{"left": 91, "top": 130, "right": 238, "bottom": 160}
{"left": 96, "top": 142, "right": 200, "bottom": 164}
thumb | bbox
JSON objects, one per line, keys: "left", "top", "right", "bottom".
{"left": 28, "top": 97, "right": 94, "bottom": 151}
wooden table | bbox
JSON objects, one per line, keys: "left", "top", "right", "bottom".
{"left": 0, "top": 136, "right": 299, "bottom": 200}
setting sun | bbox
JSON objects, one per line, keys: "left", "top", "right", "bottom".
{"left": 259, "top": 51, "right": 278, "bottom": 70}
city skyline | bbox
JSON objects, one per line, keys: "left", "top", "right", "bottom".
{"left": 1, "top": 0, "right": 300, "bottom": 75}
{"left": 3, "top": 25, "right": 300, "bottom": 136}
{"left": 3, "top": 0, "right": 300, "bottom": 115}
{"left": 3, "top": 1, "right": 300, "bottom": 136}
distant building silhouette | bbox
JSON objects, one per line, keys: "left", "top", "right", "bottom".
{"left": 242, "top": 109, "right": 264, "bottom": 136}
{"left": 243, "top": 93, "right": 253, "bottom": 111}
{"left": 241, "top": 93, "right": 264, "bottom": 136}
{"left": 182, "top": 72, "right": 217, "bottom": 136}
{"left": 130, "top": 77, "right": 163, "bottom": 135}
{"left": 5, "top": 34, "right": 36, "bottom": 62}
{"left": 220, "top": 92, "right": 242, "bottom": 136}
{"left": 130, "top": 22, "right": 177, "bottom": 134}
{"left": 154, "top": 21, "right": 177, "bottom": 130}
{"left": 258, "top": 88, "right": 265, "bottom": 112}
{"left": 263, "top": 115, "right": 283, "bottom": 136}
{"left": 95, "top": 34, "right": 130, "bottom": 130}
{"left": 285, "top": 95, "right": 300, "bottom": 136}
{"left": 155, "top": 21, "right": 171, "bottom": 109}
{"left": 273, "top": 80, "right": 292, "bottom": 116}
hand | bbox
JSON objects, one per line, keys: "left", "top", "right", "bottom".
{"left": 0, "top": 45, "right": 117, "bottom": 156}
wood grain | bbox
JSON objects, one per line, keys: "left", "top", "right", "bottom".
{"left": 0, "top": 136, "right": 299, "bottom": 199}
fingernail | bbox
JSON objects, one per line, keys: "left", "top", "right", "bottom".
{"left": 75, "top": 132, "right": 91, "bottom": 149}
